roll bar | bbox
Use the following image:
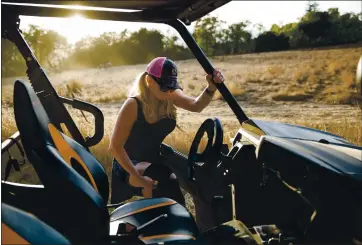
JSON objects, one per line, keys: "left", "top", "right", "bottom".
{"left": 167, "top": 20, "right": 249, "bottom": 124}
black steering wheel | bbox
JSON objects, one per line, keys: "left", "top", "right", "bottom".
{"left": 188, "top": 118, "right": 223, "bottom": 182}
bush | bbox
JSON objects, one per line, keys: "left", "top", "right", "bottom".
{"left": 254, "top": 32, "right": 290, "bottom": 52}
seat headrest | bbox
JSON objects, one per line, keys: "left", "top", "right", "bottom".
{"left": 13, "top": 80, "right": 53, "bottom": 151}
{"left": 13, "top": 80, "right": 110, "bottom": 202}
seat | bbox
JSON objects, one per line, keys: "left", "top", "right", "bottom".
{"left": 2, "top": 203, "right": 70, "bottom": 244}
{"left": 13, "top": 80, "right": 199, "bottom": 244}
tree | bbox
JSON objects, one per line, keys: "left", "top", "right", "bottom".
{"left": 254, "top": 32, "right": 290, "bottom": 52}
{"left": 223, "top": 21, "right": 252, "bottom": 54}
{"left": 306, "top": 1, "right": 319, "bottom": 13}
{"left": 254, "top": 23, "right": 266, "bottom": 34}
{"left": 23, "top": 25, "right": 68, "bottom": 68}
{"left": 270, "top": 24, "right": 281, "bottom": 34}
{"left": 164, "top": 35, "right": 192, "bottom": 60}
{"left": 1, "top": 39, "right": 26, "bottom": 77}
{"left": 2, "top": 6, "right": 362, "bottom": 78}
{"left": 325, "top": 11, "right": 362, "bottom": 45}
{"left": 299, "top": 11, "right": 332, "bottom": 44}
{"left": 271, "top": 22, "right": 309, "bottom": 48}
{"left": 193, "top": 16, "right": 223, "bottom": 56}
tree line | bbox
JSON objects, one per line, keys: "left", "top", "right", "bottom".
{"left": 2, "top": 2, "right": 361, "bottom": 77}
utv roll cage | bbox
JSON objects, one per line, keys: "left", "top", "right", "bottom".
{"left": 2, "top": 0, "right": 248, "bottom": 151}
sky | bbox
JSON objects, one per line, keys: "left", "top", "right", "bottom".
{"left": 18, "top": 1, "right": 362, "bottom": 44}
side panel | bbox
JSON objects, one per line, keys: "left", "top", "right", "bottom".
{"left": 257, "top": 136, "right": 362, "bottom": 242}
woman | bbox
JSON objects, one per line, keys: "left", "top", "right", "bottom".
{"left": 109, "top": 57, "right": 225, "bottom": 205}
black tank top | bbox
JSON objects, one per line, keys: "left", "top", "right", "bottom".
{"left": 123, "top": 97, "right": 176, "bottom": 163}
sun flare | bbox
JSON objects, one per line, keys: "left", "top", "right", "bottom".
{"left": 61, "top": 14, "right": 89, "bottom": 44}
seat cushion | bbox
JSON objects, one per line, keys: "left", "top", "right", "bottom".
{"left": 2, "top": 204, "right": 70, "bottom": 244}
{"left": 110, "top": 198, "right": 199, "bottom": 244}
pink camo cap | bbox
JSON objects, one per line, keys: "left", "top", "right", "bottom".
{"left": 146, "top": 57, "right": 167, "bottom": 78}
{"left": 146, "top": 57, "right": 182, "bottom": 92}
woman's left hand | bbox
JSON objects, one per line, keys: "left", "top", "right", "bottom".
{"left": 206, "top": 69, "right": 225, "bottom": 92}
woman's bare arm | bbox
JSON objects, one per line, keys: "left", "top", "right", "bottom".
{"left": 147, "top": 70, "right": 224, "bottom": 113}
{"left": 148, "top": 79, "right": 214, "bottom": 112}
{"left": 171, "top": 86, "right": 215, "bottom": 112}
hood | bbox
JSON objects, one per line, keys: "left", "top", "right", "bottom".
{"left": 243, "top": 119, "right": 358, "bottom": 147}
{"left": 257, "top": 136, "right": 362, "bottom": 182}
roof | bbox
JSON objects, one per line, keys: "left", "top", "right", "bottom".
{"left": 1, "top": 0, "right": 231, "bottom": 24}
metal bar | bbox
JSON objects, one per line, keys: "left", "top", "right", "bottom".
{"left": 2, "top": 1, "right": 231, "bottom": 23}
{"left": 1, "top": 3, "right": 172, "bottom": 23}
{"left": 135, "top": 214, "right": 168, "bottom": 235}
{"left": 59, "top": 96, "right": 104, "bottom": 147}
{"left": 1, "top": 180, "right": 44, "bottom": 189}
{"left": 3, "top": 22, "right": 89, "bottom": 150}
{"left": 230, "top": 184, "right": 236, "bottom": 220}
{"left": 166, "top": 19, "right": 249, "bottom": 124}
{"left": 1, "top": 132, "right": 21, "bottom": 154}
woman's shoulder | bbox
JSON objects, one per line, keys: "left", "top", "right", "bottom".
{"left": 123, "top": 97, "right": 137, "bottom": 105}
{"left": 120, "top": 97, "right": 139, "bottom": 114}
{"left": 121, "top": 97, "right": 142, "bottom": 119}
{"left": 129, "top": 96, "right": 141, "bottom": 104}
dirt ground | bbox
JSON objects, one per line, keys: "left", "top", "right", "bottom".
{"left": 98, "top": 100, "right": 360, "bottom": 125}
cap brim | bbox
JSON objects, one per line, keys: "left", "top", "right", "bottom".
{"left": 159, "top": 77, "right": 183, "bottom": 92}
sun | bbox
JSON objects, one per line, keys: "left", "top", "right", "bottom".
{"left": 61, "top": 14, "right": 90, "bottom": 44}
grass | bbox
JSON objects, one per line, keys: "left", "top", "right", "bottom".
{"left": 272, "top": 92, "right": 313, "bottom": 101}
{"left": 268, "top": 53, "right": 362, "bottom": 104}
{"left": 67, "top": 80, "right": 83, "bottom": 94}
{"left": 188, "top": 84, "right": 196, "bottom": 90}
{"left": 214, "top": 83, "right": 245, "bottom": 100}
{"left": 3, "top": 106, "right": 360, "bottom": 175}
{"left": 56, "top": 79, "right": 83, "bottom": 97}
{"left": 300, "top": 120, "right": 362, "bottom": 145}
{"left": 267, "top": 65, "right": 283, "bottom": 78}
{"left": 93, "top": 91, "right": 127, "bottom": 103}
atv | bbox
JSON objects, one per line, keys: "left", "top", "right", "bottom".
{"left": 1, "top": 1, "right": 362, "bottom": 244}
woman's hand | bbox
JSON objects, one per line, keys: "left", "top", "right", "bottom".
{"left": 129, "top": 174, "right": 156, "bottom": 189}
{"left": 206, "top": 69, "right": 225, "bottom": 92}
{"left": 129, "top": 174, "right": 157, "bottom": 198}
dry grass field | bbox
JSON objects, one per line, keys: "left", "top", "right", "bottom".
{"left": 2, "top": 45, "right": 362, "bottom": 214}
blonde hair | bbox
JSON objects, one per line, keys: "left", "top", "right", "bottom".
{"left": 128, "top": 72, "right": 177, "bottom": 122}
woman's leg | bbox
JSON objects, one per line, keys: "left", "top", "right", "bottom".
{"left": 127, "top": 162, "right": 185, "bottom": 205}
{"left": 143, "top": 164, "right": 186, "bottom": 206}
